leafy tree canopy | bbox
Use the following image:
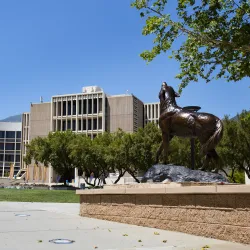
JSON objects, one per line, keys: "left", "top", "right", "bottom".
{"left": 25, "top": 131, "right": 78, "bottom": 184}
{"left": 132, "top": 0, "right": 250, "bottom": 92}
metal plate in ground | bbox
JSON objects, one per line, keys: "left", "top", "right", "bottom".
{"left": 49, "top": 239, "right": 75, "bottom": 244}
{"left": 15, "top": 214, "right": 31, "bottom": 217}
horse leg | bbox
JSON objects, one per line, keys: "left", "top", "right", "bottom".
{"left": 155, "top": 142, "right": 164, "bottom": 164}
{"left": 198, "top": 135, "right": 212, "bottom": 171}
{"left": 209, "top": 149, "right": 220, "bottom": 173}
{"left": 162, "top": 132, "right": 171, "bottom": 165}
{"left": 200, "top": 149, "right": 219, "bottom": 172}
{"left": 199, "top": 153, "right": 210, "bottom": 171}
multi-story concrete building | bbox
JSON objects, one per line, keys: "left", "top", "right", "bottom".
{"left": 21, "top": 86, "right": 145, "bottom": 184}
{"left": 0, "top": 122, "right": 22, "bottom": 177}
{"left": 51, "top": 86, "right": 105, "bottom": 138}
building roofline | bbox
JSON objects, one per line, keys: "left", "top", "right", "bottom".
{"left": 52, "top": 91, "right": 105, "bottom": 98}
{"left": 30, "top": 102, "right": 51, "bottom": 105}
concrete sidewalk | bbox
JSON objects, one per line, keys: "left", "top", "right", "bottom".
{"left": 0, "top": 202, "right": 249, "bottom": 250}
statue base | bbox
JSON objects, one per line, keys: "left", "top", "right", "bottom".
{"left": 141, "top": 164, "right": 228, "bottom": 183}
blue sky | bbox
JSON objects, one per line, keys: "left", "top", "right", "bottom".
{"left": 0, "top": 0, "right": 249, "bottom": 120}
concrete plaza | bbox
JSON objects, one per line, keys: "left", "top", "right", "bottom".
{"left": 0, "top": 202, "right": 249, "bottom": 250}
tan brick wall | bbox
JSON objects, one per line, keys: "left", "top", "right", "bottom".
{"left": 106, "top": 95, "right": 144, "bottom": 133}
{"left": 30, "top": 103, "right": 51, "bottom": 140}
{"left": 106, "top": 95, "right": 134, "bottom": 133}
{"left": 79, "top": 193, "right": 250, "bottom": 245}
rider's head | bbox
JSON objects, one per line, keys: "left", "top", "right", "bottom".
{"left": 162, "top": 82, "right": 167, "bottom": 90}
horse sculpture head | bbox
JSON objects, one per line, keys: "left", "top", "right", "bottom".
{"left": 159, "top": 82, "right": 180, "bottom": 109}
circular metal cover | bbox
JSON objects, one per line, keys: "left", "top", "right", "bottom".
{"left": 49, "top": 239, "right": 75, "bottom": 244}
{"left": 15, "top": 214, "right": 30, "bottom": 217}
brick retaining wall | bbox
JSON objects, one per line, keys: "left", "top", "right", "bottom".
{"left": 77, "top": 185, "right": 250, "bottom": 244}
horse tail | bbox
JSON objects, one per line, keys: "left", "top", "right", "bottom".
{"left": 202, "top": 119, "right": 223, "bottom": 154}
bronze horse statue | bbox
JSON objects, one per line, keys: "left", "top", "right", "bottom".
{"left": 156, "top": 82, "right": 223, "bottom": 172}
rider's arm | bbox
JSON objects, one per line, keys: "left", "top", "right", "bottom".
{"left": 175, "top": 92, "right": 180, "bottom": 98}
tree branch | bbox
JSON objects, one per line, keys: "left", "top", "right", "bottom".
{"left": 145, "top": 6, "right": 250, "bottom": 53}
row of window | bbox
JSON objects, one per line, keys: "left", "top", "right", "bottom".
{"left": 0, "top": 168, "right": 20, "bottom": 177}
{"left": 0, "top": 143, "right": 21, "bottom": 150}
{"left": 145, "top": 105, "right": 160, "bottom": 119}
{"left": 53, "top": 99, "right": 103, "bottom": 116}
{"left": 0, "top": 131, "right": 21, "bottom": 139}
{"left": 53, "top": 118, "right": 103, "bottom": 131}
{"left": 0, "top": 154, "right": 21, "bottom": 162}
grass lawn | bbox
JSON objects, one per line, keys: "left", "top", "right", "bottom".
{"left": 0, "top": 189, "right": 79, "bottom": 203}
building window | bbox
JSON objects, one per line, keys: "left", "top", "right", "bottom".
{"left": 0, "top": 131, "right": 5, "bottom": 138}
{"left": 5, "top": 143, "right": 15, "bottom": 151}
{"left": 16, "top": 143, "right": 21, "bottom": 151}
{"left": 93, "top": 119, "right": 97, "bottom": 130}
{"left": 98, "top": 98, "right": 102, "bottom": 112}
{"left": 15, "top": 154, "right": 20, "bottom": 163}
{"left": 68, "top": 101, "right": 72, "bottom": 115}
{"left": 0, "top": 154, "right": 3, "bottom": 161}
{"left": 53, "top": 102, "right": 56, "bottom": 116}
{"left": 93, "top": 99, "right": 97, "bottom": 114}
{"left": 53, "top": 120, "right": 56, "bottom": 131}
{"left": 0, "top": 143, "right": 4, "bottom": 150}
{"left": 88, "top": 99, "right": 92, "bottom": 114}
{"left": 83, "top": 120, "right": 86, "bottom": 131}
{"left": 62, "top": 120, "right": 66, "bottom": 131}
{"left": 58, "top": 101, "right": 62, "bottom": 116}
{"left": 57, "top": 120, "right": 62, "bottom": 131}
{"left": 72, "top": 120, "right": 76, "bottom": 131}
{"left": 83, "top": 100, "right": 87, "bottom": 114}
{"left": 78, "top": 100, "right": 82, "bottom": 115}
{"left": 73, "top": 100, "right": 76, "bottom": 115}
{"left": 16, "top": 131, "right": 21, "bottom": 138}
{"left": 63, "top": 101, "right": 66, "bottom": 116}
{"left": 5, "top": 154, "right": 14, "bottom": 162}
{"left": 88, "top": 119, "right": 92, "bottom": 130}
{"left": 78, "top": 120, "right": 82, "bottom": 131}
{"left": 98, "top": 118, "right": 102, "bottom": 130}
{"left": 6, "top": 131, "right": 15, "bottom": 138}
{"left": 67, "top": 120, "right": 71, "bottom": 130}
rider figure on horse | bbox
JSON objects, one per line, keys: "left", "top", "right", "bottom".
{"left": 158, "top": 82, "right": 181, "bottom": 120}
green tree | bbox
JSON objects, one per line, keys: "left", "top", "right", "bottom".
{"left": 132, "top": 0, "right": 250, "bottom": 92}
{"left": 70, "top": 132, "right": 113, "bottom": 186}
{"left": 217, "top": 110, "right": 250, "bottom": 182}
{"left": 130, "top": 122, "right": 162, "bottom": 179}
{"left": 92, "top": 132, "right": 113, "bottom": 185}
{"left": 105, "top": 129, "right": 131, "bottom": 184}
{"left": 25, "top": 131, "right": 78, "bottom": 185}
{"left": 69, "top": 134, "right": 98, "bottom": 186}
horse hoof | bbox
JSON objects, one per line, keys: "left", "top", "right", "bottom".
{"left": 211, "top": 169, "right": 218, "bottom": 173}
{"left": 198, "top": 167, "right": 206, "bottom": 171}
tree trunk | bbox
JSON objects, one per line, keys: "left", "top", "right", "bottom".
{"left": 84, "top": 178, "right": 95, "bottom": 187}
{"left": 114, "top": 170, "right": 126, "bottom": 184}
{"left": 129, "top": 171, "right": 140, "bottom": 183}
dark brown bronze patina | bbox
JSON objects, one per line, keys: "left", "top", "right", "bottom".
{"left": 156, "top": 82, "right": 223, "bottom": 172}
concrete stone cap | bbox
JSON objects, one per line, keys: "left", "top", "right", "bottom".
{"left": 76, "top": 184, "right": 250, "bottom": 195}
